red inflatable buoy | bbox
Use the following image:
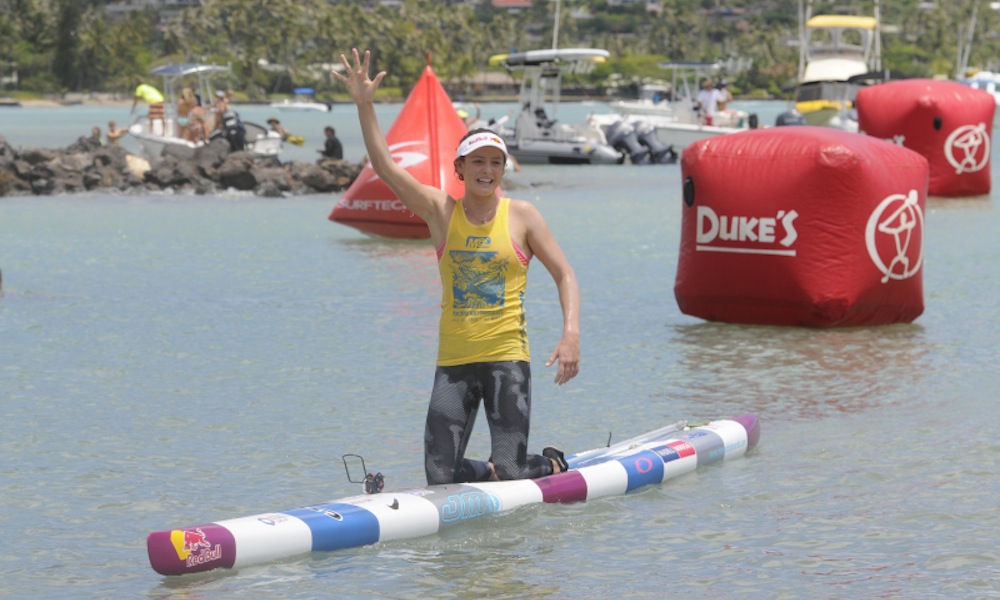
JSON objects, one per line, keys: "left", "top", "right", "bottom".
{"left": 857, "top": 79, "right": 994, "bottom": 197}
{"left": 329, "top": 59, "right": 470, "bottom": 238}
{"left": 676, "top": 126, "right": 927, "bottom": 327}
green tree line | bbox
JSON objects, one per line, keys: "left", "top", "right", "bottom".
{"left": 0, "top": 0, "right": 996, "bottom": 100}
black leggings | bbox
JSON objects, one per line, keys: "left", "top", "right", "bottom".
{"left": 424, "top": 361, "right": 554, "bottom": 485}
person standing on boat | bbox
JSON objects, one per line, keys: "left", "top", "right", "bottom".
{"left": 131, "top": 83, "right": 165, "bottom": 131}
{"left": 210, "top": 90, "right": 228, "bottom": 133}
{"left": 176, "top": 87, "right": 198, "bottom": 139}
{"left": 185, "top": 108, "right": 209, "bottom": 144}
{"left": 717, "top": 80, "right": 733, "bottom": 112}
{"left": 695, "top": 79, "right": 722, "bottom": 126}
{"left": 334, "top": 48, "right": 579, "bottom": 485}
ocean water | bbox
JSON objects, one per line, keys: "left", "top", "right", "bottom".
{"left": 1, "top": 101, "right": 999, "bottom": 599}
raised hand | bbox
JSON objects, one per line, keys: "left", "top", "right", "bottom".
{"left": 332, "top": 48, "right": 386, "bottom": 105}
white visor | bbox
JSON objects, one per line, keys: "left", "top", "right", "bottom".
{"left": 456, "top": 132, "right": 508, "bottom": 160}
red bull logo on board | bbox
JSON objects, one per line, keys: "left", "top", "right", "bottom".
{"left": 169, "top": 527, "right": 224, "bottom": 568}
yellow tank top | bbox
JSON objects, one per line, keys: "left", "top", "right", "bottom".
{"left": 437, "top": 198, "right": 530, "bottom": 366}
{"left": 134, "top": 84, "right": 164, "bottom": 104}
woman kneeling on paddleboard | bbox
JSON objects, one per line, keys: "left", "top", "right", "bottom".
{"left": 335, "top": 49, "right": 580, "bottom": 485}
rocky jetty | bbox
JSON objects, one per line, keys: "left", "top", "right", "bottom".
{"left": 0, "top": 134, "right": 363, "bottom": 197}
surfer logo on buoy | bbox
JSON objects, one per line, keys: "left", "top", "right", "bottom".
{"left": 365, "top": 140, "right": 429, "bottom": 182}
{"left": 865, "top": 189, "right": 924, "bottom": 283}
{"left": 944, "top": 123, "right": 990, "bottom": 175}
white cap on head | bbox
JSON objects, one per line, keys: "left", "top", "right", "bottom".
{"left": 456, "top": 132, "right": 508, "bottom": 160}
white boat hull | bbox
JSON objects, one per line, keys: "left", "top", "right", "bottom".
{"left": 129, "top": 117, "right": 283, "bottom": 159}
{"left": 269, "top": 100, "right": 331, "bottom": 112}
{"left": 508, "top": 136, "right": 623, "bottom": 165}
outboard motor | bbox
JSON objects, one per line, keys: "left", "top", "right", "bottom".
{"left": 634, "top": 121, "right": 677, "bottom": 164}
{"left": 222, "top": 110, "right": 247, "bottom": 151}
{"left": 533, "top": 107, "right": 557, "bottom": 129}
{"left": 605, "top": 119, "right": 650, "bottom": 164}
{"left": 775, "top": 109, "right": 806, "bottom": 127}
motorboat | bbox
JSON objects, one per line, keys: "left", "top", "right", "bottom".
{"left": 958, "top": 70, "right": 1000, "bottom": 107}
{"left": 488, "top": 48, "right": 623, "bottom": 165}
{"left": 958, "top": 70, "right": 1000, "bottom": 106}
{"left": 269, "top": 87, "right": 332, "bottom": 112}
{"left": 954, "top": 3, "right": 1000, "bottom": 107}
{"left": 607, "top": 83, "right": 674, "bottom": 117}
{"left": 793, "top": 0, "right": 886, "bottom": 129}
{"left": 588, "top": 61, "right": 754, "bottom": 159}
{"left": 129, "top": 63, "right": 283, "bottom": 160}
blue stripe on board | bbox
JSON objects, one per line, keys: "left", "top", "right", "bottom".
{"left": 618, "top": 449, "right": 665, "bottom": 492}
{"left": 285, "top": 503, "right": 380, "bottom": 552}
{"left": 651, "top": 443, "right": 683, "bottom": 463}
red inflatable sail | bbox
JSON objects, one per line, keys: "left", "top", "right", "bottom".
{"left": 857, "top": 79, "right": 994, "bottom": 197}
{"left": 329, "top": 61, "right": 469, "bottom": 238}
{"left": 676, "top": 127, "right": 928, "bottom": 327}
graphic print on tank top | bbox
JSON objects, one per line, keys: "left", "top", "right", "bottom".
{"left": 449, "top": 243, "right": 508, "bottom": 316}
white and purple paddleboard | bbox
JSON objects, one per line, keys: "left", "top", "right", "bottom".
{"left": 147, "top": 414, "right": 760, "bottom": 576}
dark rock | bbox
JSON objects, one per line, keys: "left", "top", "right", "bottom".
{"left": 300, "top": 164, "right": 344, "bottom": 192}
{"left": 66, "top": 135, "right": 103, "bottom": 154}
{"left": 145, "top": 155, "right": 212, "bottom": 190}
{"left": 217, "top": 152, "right": 257, "bottom": 190}
{"left": 19, "top": 148, "right": 59, "bottom": 166}
{"left": 159, "top": 143, "right": 190, "bottom": 161}
{"left": 0, "top": 133, "right": 363, "bottom": 197}
{"left": 253, "top": 166, "right": 296, "bottom": 194}
{"left": 193, "top": 138, "right": 231, "bottom": 168}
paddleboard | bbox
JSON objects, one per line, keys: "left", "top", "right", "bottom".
{"left": 147, "top": 414, "right": 759, "bottom": 576}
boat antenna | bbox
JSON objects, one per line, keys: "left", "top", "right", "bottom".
{"left": 552, "top": 0, "right": 561, "bottom": 50}
{"left": 873, "top": 0, "right": 882, "bottom": 73}
{"left": 957, "top": 0, "right": 979, "bottom": 77}
{"left": 797, "top": 0, "right": 808, "bottom": 81}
